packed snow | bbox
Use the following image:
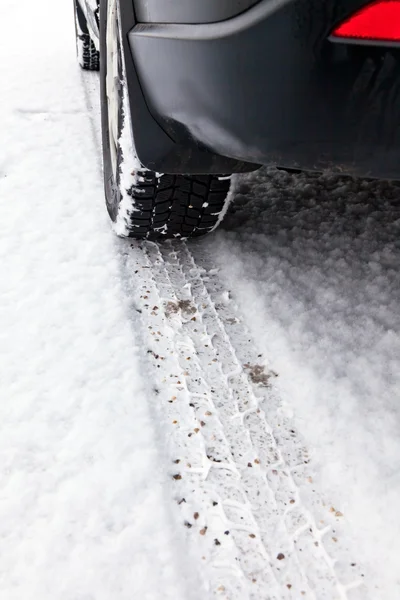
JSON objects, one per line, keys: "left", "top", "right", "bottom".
{"left": 0, "top": 0, "right": 399, "bottom": 599}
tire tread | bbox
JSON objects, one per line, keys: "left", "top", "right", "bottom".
{"left": 122, "top": 175, "right": 231, "bottom": 240}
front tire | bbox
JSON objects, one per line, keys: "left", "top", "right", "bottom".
{"left": 100, "top": 0, "right": 231, "bottom": 239}
{"left": 74, "top": 1, "right": 100, "bottom": 71}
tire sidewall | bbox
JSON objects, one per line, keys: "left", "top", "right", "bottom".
{"left": 100, "top": 0, "right": 122, "bottom": 221}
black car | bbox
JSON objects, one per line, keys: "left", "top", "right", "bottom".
{"left": 74, "top": 0, "right": 400, "bottom": 239}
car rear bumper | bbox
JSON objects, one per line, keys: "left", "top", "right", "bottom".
{"left": 128, "top": 0, "right": 400, "bottom": 179}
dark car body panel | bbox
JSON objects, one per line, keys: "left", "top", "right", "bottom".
{"left": 133, "top": 0, "right": 260, "bottom": 25}
{"left": 129, "top": 0, "right": 400, "bottom": 178}
{"left": 86, "top": 0, "right": 400, "bottom": 178}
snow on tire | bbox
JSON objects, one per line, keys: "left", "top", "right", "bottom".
{"left": 122, "top": 240, "right": 369, "bottom": 600}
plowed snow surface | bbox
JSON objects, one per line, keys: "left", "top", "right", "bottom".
{"left": 0, "top": 0, "right": 399, "bottom": 599}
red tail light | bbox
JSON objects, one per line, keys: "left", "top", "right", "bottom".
{"left": 331, "top": 0, "right": 400, "bottom": 43}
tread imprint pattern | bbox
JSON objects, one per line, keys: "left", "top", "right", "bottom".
{"left": 124, "top": 240, "right": 368, "bottom": 600}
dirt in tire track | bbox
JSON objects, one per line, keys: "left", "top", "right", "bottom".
{"left": 122, "top": 239, "right": 368, "bottom": 600}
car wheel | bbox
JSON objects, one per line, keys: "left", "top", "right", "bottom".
{"left": 100, "top": 0, "right": 232, "bottom": 239}
{"left": 74, "top": 0, "right": 100, "bottom": 71}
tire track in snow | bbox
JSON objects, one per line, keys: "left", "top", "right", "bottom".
{"left": 123, "top": 239, "right": 368, "bottom": 600}
{"left": 182, "top": 242, "right": 370, "bottom": 599}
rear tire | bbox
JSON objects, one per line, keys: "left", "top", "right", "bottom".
{"left": 113, "top": 173, "right": 232, "bottom": 239}
{"left": 100, "top": 0, "right": 231, "bottom": 239}
{"left": 74, "top": 0, "right": 100, "bottom": 71}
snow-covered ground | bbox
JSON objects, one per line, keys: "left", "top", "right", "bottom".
{"left": 0, "top": 3, "right": 201, "bottom": 600}
{"left": 1, "top": 0, "right": 399, "bottom": 599}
